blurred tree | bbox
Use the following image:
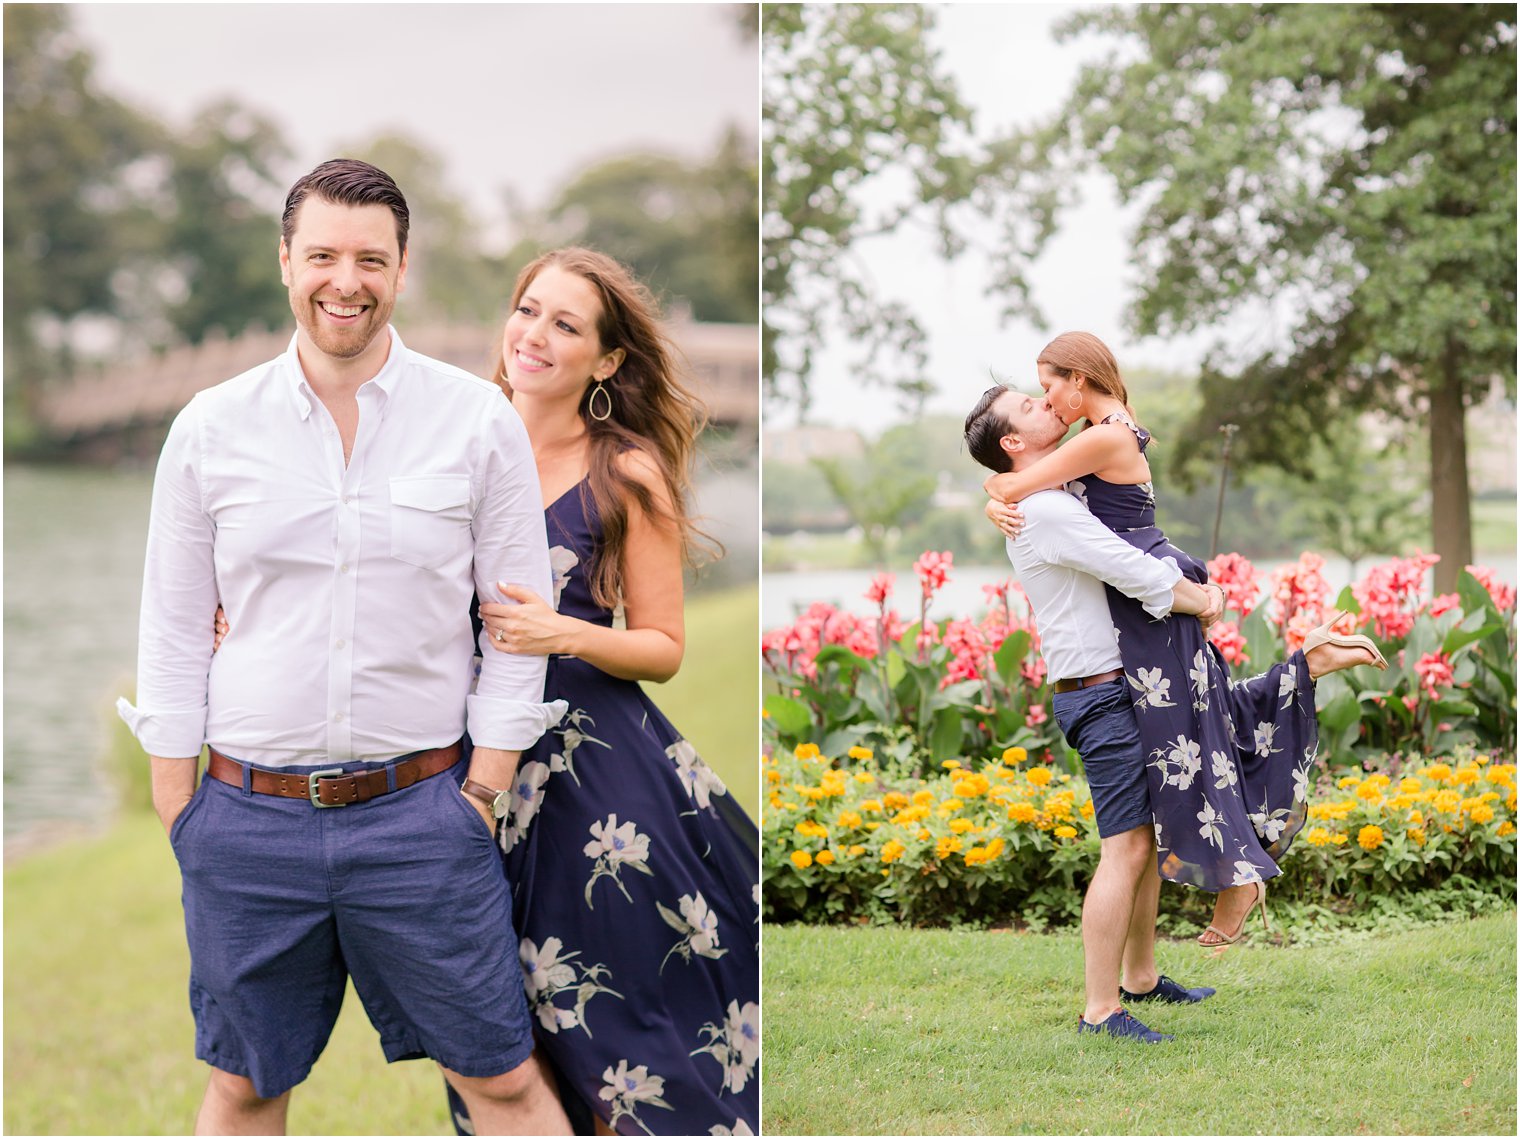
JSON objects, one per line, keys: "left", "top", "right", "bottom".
{"left": 505, "top": 131, "right": 758, "bottom": 324}
{"left": 1056, "top": 3, "right": 1516, "bottom": 591}
{"left": 3, "top": 3, "right": 161, "bottom": 437}
{"left": 810, "top": 433, "right": 936, "bottom": 564}
{"left": 343, "top": 132, "right": 507, "bottom": 325}
{"left": 158, "top": 101, "right": 291, "bottom": 344}
{"left": 763, "top": 3, "right": 1056, "bottom": 417}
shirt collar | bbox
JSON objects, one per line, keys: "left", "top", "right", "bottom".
{"left": 282, "top": 326, "right": 407, "bottom": 419}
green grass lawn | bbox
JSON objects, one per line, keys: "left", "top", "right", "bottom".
{"left": 4, "top": 585, "right": 756, "bottom": 1136}
{"left": 764, "top": 918, "right": 1517, "bottom": 1136}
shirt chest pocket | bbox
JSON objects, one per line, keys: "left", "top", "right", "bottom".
{"left": 389, "top": 475, "right": 472, "bottom": 570}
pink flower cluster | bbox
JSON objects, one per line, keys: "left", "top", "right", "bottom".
{"left": 1413, "top": 651, "right": 1455, "bottom": 700}
{"left": 1207, "top": 619, "right": 1248, "bottom": 666}
{"left": 760, "top": 601, "right": 880, "bottom": 680}
{"left": 1268, "top": 552, "right": 1332, "bottom": 647}
{"left": 1465, "top": 564, "right": 1516, "bottom": 613}
{"left": 1205, "top": 552, "right": 1262, "bottom": 618}
{"left": 1352, "top": 552, "right": 1441, "bottom": 640}
{"left": 913, "top": 550, "right": 953, "bottom": 600}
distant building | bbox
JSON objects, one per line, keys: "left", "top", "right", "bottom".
{"left": 761, "top": 424, "right": 866, "bottom": 464}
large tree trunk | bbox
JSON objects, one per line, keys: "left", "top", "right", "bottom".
{"left": 1428, "top": 347, "right": 1473, "bottom": 595}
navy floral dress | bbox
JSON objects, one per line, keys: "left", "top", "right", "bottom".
{"left": 450, "top": 480, "right": 760, "bottom": 1136}
{"left": 1075, "top": 414, "right": 1319, "bottom": 892}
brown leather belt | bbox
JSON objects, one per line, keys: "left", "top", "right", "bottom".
{"left": 1052, "top": 668, "right": 1125, "bottom": 694}
{"left": 206, "top": 740, "right": 462, "bottom": 808}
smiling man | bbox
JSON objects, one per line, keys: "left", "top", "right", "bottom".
{"left": 119, "top": 159, "right": 571, "bottom": 1134}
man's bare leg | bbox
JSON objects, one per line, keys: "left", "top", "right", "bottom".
{"left": 442, "top": 1051, "right": 571, "bottom": 1136}
{"left": 195, "top": 1070, "right": 291, "bottom": 1136}
{"left": 1080, "top": 823, "right": 1153, "bottom": 1024}
{"left": 1120, "top": 854, "right": 1162, "bottom": 995}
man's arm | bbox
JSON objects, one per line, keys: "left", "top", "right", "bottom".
{"left": 114, "top": 404, "right": 219, "bottom": 833}
{"left": 1020, "top": 492, "right": 1210, "bottom": 620}
{"left": 465, "top": 399, "right": 565, "bottom": 800}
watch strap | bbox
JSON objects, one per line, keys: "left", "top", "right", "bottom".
{"left": 461, "top": 778, "right": 510, "bottom": 819}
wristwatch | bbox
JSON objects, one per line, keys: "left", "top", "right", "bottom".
{"left": 461, "top": 778, "right": 511, "bottom": 820}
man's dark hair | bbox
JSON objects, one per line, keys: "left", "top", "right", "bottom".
{"left": 281, "top": 158, "right": 410, "bottom": 255}
{"left": 964, "top": 384, "right": 1015, "bottom": 473}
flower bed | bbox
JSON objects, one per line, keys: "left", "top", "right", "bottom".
{"left": 762, "top": 743, "right": 1518, "bottom": 927}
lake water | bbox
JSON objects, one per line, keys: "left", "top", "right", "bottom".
{"left": 2, "top": 461, "right": 757, "bottom": 853}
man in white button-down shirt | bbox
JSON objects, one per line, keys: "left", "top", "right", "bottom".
{"left": 965, "top": 385, "right": 1225, "bottom": 1044}
{"left": 119, "top": 160, "right": 570, "bottom": 1133}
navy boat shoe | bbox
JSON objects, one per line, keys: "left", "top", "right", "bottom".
{"left": 1120, "top": 974, "right": 1216, "bottom": 1003}
{"left": 1075, "top": 1008, "right": 1173, "bottom": 1043}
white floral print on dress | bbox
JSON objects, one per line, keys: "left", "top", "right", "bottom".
{"left": 519, "top": 935, "right": 621, "bottom": 1036}
{"left": 657, "top": 891, "right": 728, "bottom": 973}
{"left": 583, "top": 814, "right": 654, "bottom": 907}
{"left": 1129, "top": 666, "right": 1175, "bottom": 708}
{"left": 599, "top": 1061, "right": 674, "bottom": 1132}
{"left": 1150, "top": 734, "right": 1202, "bottom": 790}
{"left": 668, "top": 738, "right": 728, "bottom": 809}
{"left": 498, "top": 760, "right": 551, "bottom": 853}
{"left": 692, "top": 999, "right": 760, "bottom": 1095}
{"left": 548, "top": 545, "right": 579, "bottom": 609}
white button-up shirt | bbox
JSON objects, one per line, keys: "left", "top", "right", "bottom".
{"left": 118, "top": 328, "right": 565, "bottom": 767}
{"left": 1007, "top": 489, "right": 1182, "bottom": 685}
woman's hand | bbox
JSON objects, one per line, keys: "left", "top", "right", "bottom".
{"left": 1198, "top": 583, "right": 1227, "bottom": 630}
{"left": 213, "top": 606, "right": 228, "bottom": 652}
{"left": 984, "top": 498, "right": 1025, "bottom": 540}
{"left": 479, "top": 582, "right": 574, "bottom": 657}
{"left": 983, "top": 470, "right": 1020, "bottom": 503}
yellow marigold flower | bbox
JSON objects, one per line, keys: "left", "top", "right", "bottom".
{"left": 1423, "top": 762, "right": 1452, "bottom": 782}
{"left": 1367, "top": 772, "right": 1392, "bottom": 788}
{"left": 1454, "top": 766, "right": 1480, "bottom": 786}
{"left": 801, "top": 787, "right": 826, "bottom": 801}
{"left": 1388, "top": 794, "right": 1416, "bottom": 810}
{"left": 1433, "top": 789, "right": 1461, "bottom": 814}
{"left": 1331, "top": 833, "right": 1349, "bottom": 845}
{"left": 1497, "top": 821, "right": 1515, "bottom": 838}
{"left": 1356, "top": 780, "right": 1383, "bottom": 802}
{"left": 1471, "top": 804, "right": 1495, "bottom": 824}
{"left": 848, "top": 746, "right": 874, "bottom": 761}
{"left": 1027, "top": 767, "right": 1053, "bottom": 787}
{"left": 795, "top": 743, "right": 821, "bottom": 761}
{"left": 1308, "top": 803, "right": 1333, "bottom": 821}
{"left": 988, "top": 784, "right": 1013, "bottom": 801}
{"left": 860, "top": 799, "right": 883, "bottom": 814}
{"left": 938, "top": 798, "right": 964, "bottom": 814}
{"left": 883, "top": 791, "right": 911, "bottom": 810}
{"left": 1306, "top": 827, "right": 1333, "bottom": 846}
{"left": 986, "top": 837, "right": 1005, "bottom": 858}
{"left": 1054, "top": 825, "right": 1078, "bottom": 839}
{"left": 1478, "top": 791, "right": 1501, "bottom": 803}
{"left": 892, "top": 806, "right": 928, "bottom": 826}
{"left": 815, "top": 849, "right": 836, "bottom": 866}
{"left": 962, "top": 845, "right": 989, "bottom": 866}
{"left": 881, "top": 839, "right": 906, "bottom": 863}
{"left": 847, "top": 844, "right": 866, "bottom": 857}
{"left": 790, "top": 850, "right": 813, "bottom": 869}
{"left": 1357, "top": 825, "right": 1384, "bottom": 850}
{"left": 912, "top": 789, "right": 934, "bottom": 807}
{"left": 1080, "top": 800, "right": 1095, "bottom": 819}
{"left": 864, "top": 822, "right": 881, "bottom": 831}
{"left": 794, "top": 820, "right": 828, "bottom": 838}
{"left": 1059, "top": 774, "right": 1072, "bottom": 783}
{"left": 916, "top": 828, "right": 931, "bottom": 841}
{"left": 1336, "top": 775, "right": 1360, "bottom": 790}
{"left": 1008, "top": 802, "right": 1037, "bottom": 824}
{"left": 1508, "top": 791, "right": 1517, "bottom": 812}
{"left": 1475, "top": 754, "right": 1490, "bottom": 765}
{"left": 835, "top": 810, "right": 863, "bottom": 829}
{"left": 1034, "top": 813, "right": 1054, "bottom": 831}
{"left": 1408, "top": 827, "right": 1426, "bottom": 845}
{"left": 1408, "top": 809, "right": 1424, "bottom": 826}
{"left": 1002, "top": 747, "right": 1027, "bottom": 764}
{"left": 1399, "top": 777, "right": 1423, "bottom": 795}
{"left": 778, "top": 801, "right": 799, "bottom": 811}
{"left": 1047, "top": 799, "right": 1073, "bottom": 821}
{"left": 766, "top": 769, "right": 781, "bottom": 784}
{"left": 941, "top": 759, "right": 963, "bottom": 769}
{"left": 935, "top": 835, "right": 963, "bottom": 860}
{"left": 949, "top": 818, "right": 975, "bottom": 834}
{"left": 819, "top": 771, "right": 848, "bottom": 796}
{"left": 853, "top": 771, "right": 875, "bottom": 784}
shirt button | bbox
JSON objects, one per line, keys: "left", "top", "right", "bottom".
{"left": 334, "top": 713, "right": 344, "bottom": 723}
{"left": 340, "top": 563, "right": 349, "bottom": 574}
{"left": 335, "top": 640, "right": 346, "bottom": 650}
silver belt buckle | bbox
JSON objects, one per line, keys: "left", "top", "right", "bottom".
{"left": 307, "top": 767, "right": 347, "bottom": 808}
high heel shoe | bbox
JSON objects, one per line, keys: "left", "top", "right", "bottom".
{"left": 1303, "top": 610, "right": 1388, "bottom": 672}
{"left": 1198, "top": 880, "right": 1268, "bottom": 948}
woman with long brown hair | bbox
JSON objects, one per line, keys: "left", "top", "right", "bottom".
{"left": 455, "top": 247, "right": 759, "bottom": 1135}
{"left": 983, "top": 331, "right": 1383, "bottom": 950}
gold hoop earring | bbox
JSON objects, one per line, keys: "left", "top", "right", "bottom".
{"left": 1067, "top": 390, "right": 1083, "bottom": 412}
{"left": 588, "top": 379, "right": 613, "bottom": 422}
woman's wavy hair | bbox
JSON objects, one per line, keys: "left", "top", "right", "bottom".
{"left": 488, "top": 247, "right": 717, "bottom": 609}
{"left": 1037, "top": 331, "right": 1143, "bottom": 428}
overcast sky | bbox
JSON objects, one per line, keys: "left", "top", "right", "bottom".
{"left": 72, "top": 2, "right": 757, "bottom": 246}
{"left": 776, "top": 3, "right": 1239, "bottom": 432}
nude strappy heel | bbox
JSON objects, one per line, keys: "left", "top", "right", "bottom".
{"left": 1302, "top": 610, "right": 1388, "bottom": 671}
{"left": 1198, "top": 880, "right": 1268, "bottom": 948}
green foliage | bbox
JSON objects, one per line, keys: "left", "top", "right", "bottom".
{"left": 1056, "top": 3, "right": 1517, "bottom": 586}
{"left": 762, "top": 3, "right": 1054, "bottom": 413}
{"left": 762, "top": 745, "right": 1517, "bottom": 930}
{"left": 808, "top": 450, "right": 935, "bottom": 565}
{"left": 505, "top": 132, "right": 759, "bottom": 324}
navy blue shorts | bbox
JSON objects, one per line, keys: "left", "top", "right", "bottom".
{"left": 169, "top": 749, "right": 534, "bottom": 1099}
{"left": 1051, "top": 678, "right": 1153, "bottom": 839}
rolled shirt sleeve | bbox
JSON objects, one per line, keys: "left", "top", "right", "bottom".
{"left": 1023, "top": 493, "right": 1182, "bottom": 620}
{"left": 465, "top": 398, "right": 568, "bottom": 749}
{"left": 117, "top": 400, "right": 218, "bottom": 758}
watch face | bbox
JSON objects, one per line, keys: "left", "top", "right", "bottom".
{"left": 491, "top": 791, "right": 510, "bottom": 819}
